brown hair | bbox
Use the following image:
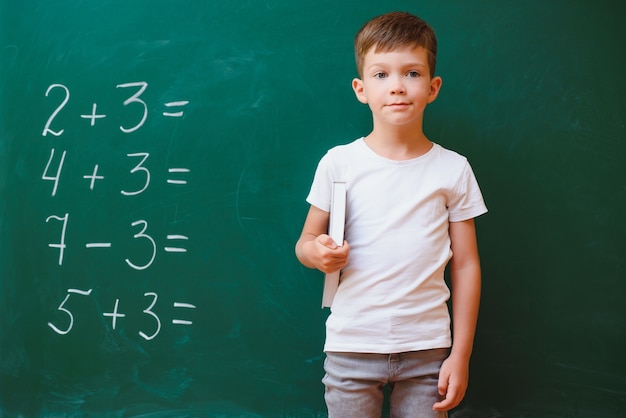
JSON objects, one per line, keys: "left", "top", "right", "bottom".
{"left": 354, "top": 12, "right": 438, "bottom": 78}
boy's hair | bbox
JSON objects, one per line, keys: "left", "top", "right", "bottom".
{"left": 354, "top": 12, "right": 437, "bottom": 78}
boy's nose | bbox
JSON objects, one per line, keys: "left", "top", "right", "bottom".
{"left": 389, "top": 76, "right": 406, "bottom": 95}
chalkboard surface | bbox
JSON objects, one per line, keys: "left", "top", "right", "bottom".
{"left": 1, "top": 1, "right": 624, "bottom": 417}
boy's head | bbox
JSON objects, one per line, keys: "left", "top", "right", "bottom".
{"left": 354, "top": 12, "right": 437, "bottom": 79}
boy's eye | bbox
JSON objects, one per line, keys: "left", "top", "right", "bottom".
{"left": 374, "top": 72, "right": 387, "bottom": 79}
{"left": 407, "top": 71, "right": 419, "bottom": 78}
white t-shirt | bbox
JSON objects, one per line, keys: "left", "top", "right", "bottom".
{"left": 306, "top": 138, "right": 488, "bottom": 353}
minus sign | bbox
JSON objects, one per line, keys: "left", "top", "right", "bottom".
{"left": 86, "top": 243, "right": 112, "bottom": 248}
{"left": 172, "top": 320, "right": 193, "bottom": 325}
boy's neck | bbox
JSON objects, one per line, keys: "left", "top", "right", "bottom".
{"left": 364, "top": 124, "right": 432, "bottom": 161}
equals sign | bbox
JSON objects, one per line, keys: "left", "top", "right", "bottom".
{"left": 167, "top": 168, "right": 190, "bottom": 185}
{"left": 163, "top": 101, "right": 189, "bottom": 117}
{"left": 164, "top": 235, "right": 188, "bottom": 253}
{"left": 172, "top": 302, "right": 196, "bottom": 325}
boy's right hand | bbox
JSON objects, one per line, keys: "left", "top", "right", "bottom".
{"left": 303, "top": 234, "right": 350, "bottom": 274}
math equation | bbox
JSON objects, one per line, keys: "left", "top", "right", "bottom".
{"left": 42, "top": 82, "right": 196, "bottom": 341}
{"left": 48, "top": 288, "right": 196, "bottom": 340}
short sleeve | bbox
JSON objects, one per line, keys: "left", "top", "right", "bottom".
{"left": 447, "top": 161, "right": 488, "bottom": 222}
{"left": 306, "top": 153, "right": 333, "bottom": 212}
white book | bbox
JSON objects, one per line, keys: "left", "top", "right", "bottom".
{"left": 322, "top": 181, "right": 346, "bottom": 308}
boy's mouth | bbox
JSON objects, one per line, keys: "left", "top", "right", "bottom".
{"left": 387, "top": 102, "right": 410, "bottom": 108}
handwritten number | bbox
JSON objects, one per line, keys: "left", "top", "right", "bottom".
{"left": 42, "top": 82, "right": 188, "bottom": 340}
{"left": 117, "top": 81, "right": 148, "bottom": 133}
{"left": 46, "top": 213, "right": 69, "bottom": 265}
{"left": 48, "top": 293, "right": 73, "bottom": 335}
{"left": 42, "top": 84, "right": 70, "bottom": 137}
{"left": 139, "top": 292, "right": 161, "bottom": 340}
{"left": 121, "top": 153, "right": 150, "bottom": 196}
{"left": 42, "top": 148, "right": 66, "bottom": 197}
{"left": 125, "top": 220, "right": 156, "bottom": 270}
{"left": 48, "top": 289, "right": 93, "bottom": 335}
{"left": 43, "top": 82, "right": 149, "bottom": 135}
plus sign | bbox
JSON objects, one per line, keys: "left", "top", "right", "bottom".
{"left": 83, "top": 164, "right": 104, "bottom": 190}
{"left": 80, "top": 103, "right": 107, "bottom": 126}
{"left": 103, "top": 299, "right": 126, "bottom": 330}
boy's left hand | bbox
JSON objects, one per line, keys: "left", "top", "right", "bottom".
{"left": 432, "top": 354, "right": 469, "bottom": 411}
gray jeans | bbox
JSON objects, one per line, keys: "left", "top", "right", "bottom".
{"left": 323, "top": 348, "right": 449, "bottom": 418}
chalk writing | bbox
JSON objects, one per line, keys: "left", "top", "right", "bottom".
{"left": 139, "top": 292, "right": 161, "bottom": 340}
{"left": 46, "top": 213, "right": 69, "bottom": 265}
{"left": 125, "top": 219, "right": 156, "bottom": 270}
{"left": 167, "top": 168, "right": 191, "bottom": 185}
{"left": 45, "top": 213, "right": 187, "bottom": 268}
{"left": 41, "top": 82, "right": 197, "bottom": 341}
{"left": 48, "top": 289, "right": 195, "bottom": 340}
{"left": 103, "top": 298, "right": 126, "bottom": 330}
{"left": 163, "top": 100, "right": 189, "bottom": 117}
{"left": 164, "top": 235, "right": 189, "bottom": 253}
{"left": 172, "top": 302, "right": 196, "bottom": 325}
{"left": 42, "top": 84, "right": 70, "bottom": 137}
{"left": 42, "top": 148, "right": 66, "bottom": 197}
{"left": 80, "top": 103, "right": 107, "bottom": 126}
{"left": 116, "top": 81, "right": 148, "bottom": 133}
{"left": 83, "top": 164, "right": 104, "bottom": 190}
{"left": 48, "top": 288, "right": 93, "bottom": 335}
{"left": 121, "top": 152, "right": 151, "bottom": 196}
{"left": 42, "top": 82, "right": 189, "bottom": 135}
{"left": 43, "top": 149, "right": 191, "bottom": 195}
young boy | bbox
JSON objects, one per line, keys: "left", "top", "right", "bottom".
{"left": 295, "top": 12, "right": 487, "bottom": 417}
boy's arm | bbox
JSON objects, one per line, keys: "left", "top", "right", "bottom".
{"left": 295, "top": 205, "right": 350, "bottom": 274}
{"left": 433, "top": 218, "right": 482, "bottom": 412}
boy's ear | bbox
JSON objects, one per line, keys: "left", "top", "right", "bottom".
{"left": 352, "top": 78, "right": 368, "bottom": 104}
{"left": 427, "top": 76, "right": 443, "bottom": 104}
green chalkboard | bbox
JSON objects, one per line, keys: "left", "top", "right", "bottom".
{"left": 1, "top": 0, "right": 625, "bottom": 416}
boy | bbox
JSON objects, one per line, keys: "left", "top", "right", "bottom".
{"left": 295, "top": 12, "right": 487, "bottom": 418}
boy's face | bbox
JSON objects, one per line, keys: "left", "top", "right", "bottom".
{"left": 352, "top": 46, "right": 442, "bottom": 129}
